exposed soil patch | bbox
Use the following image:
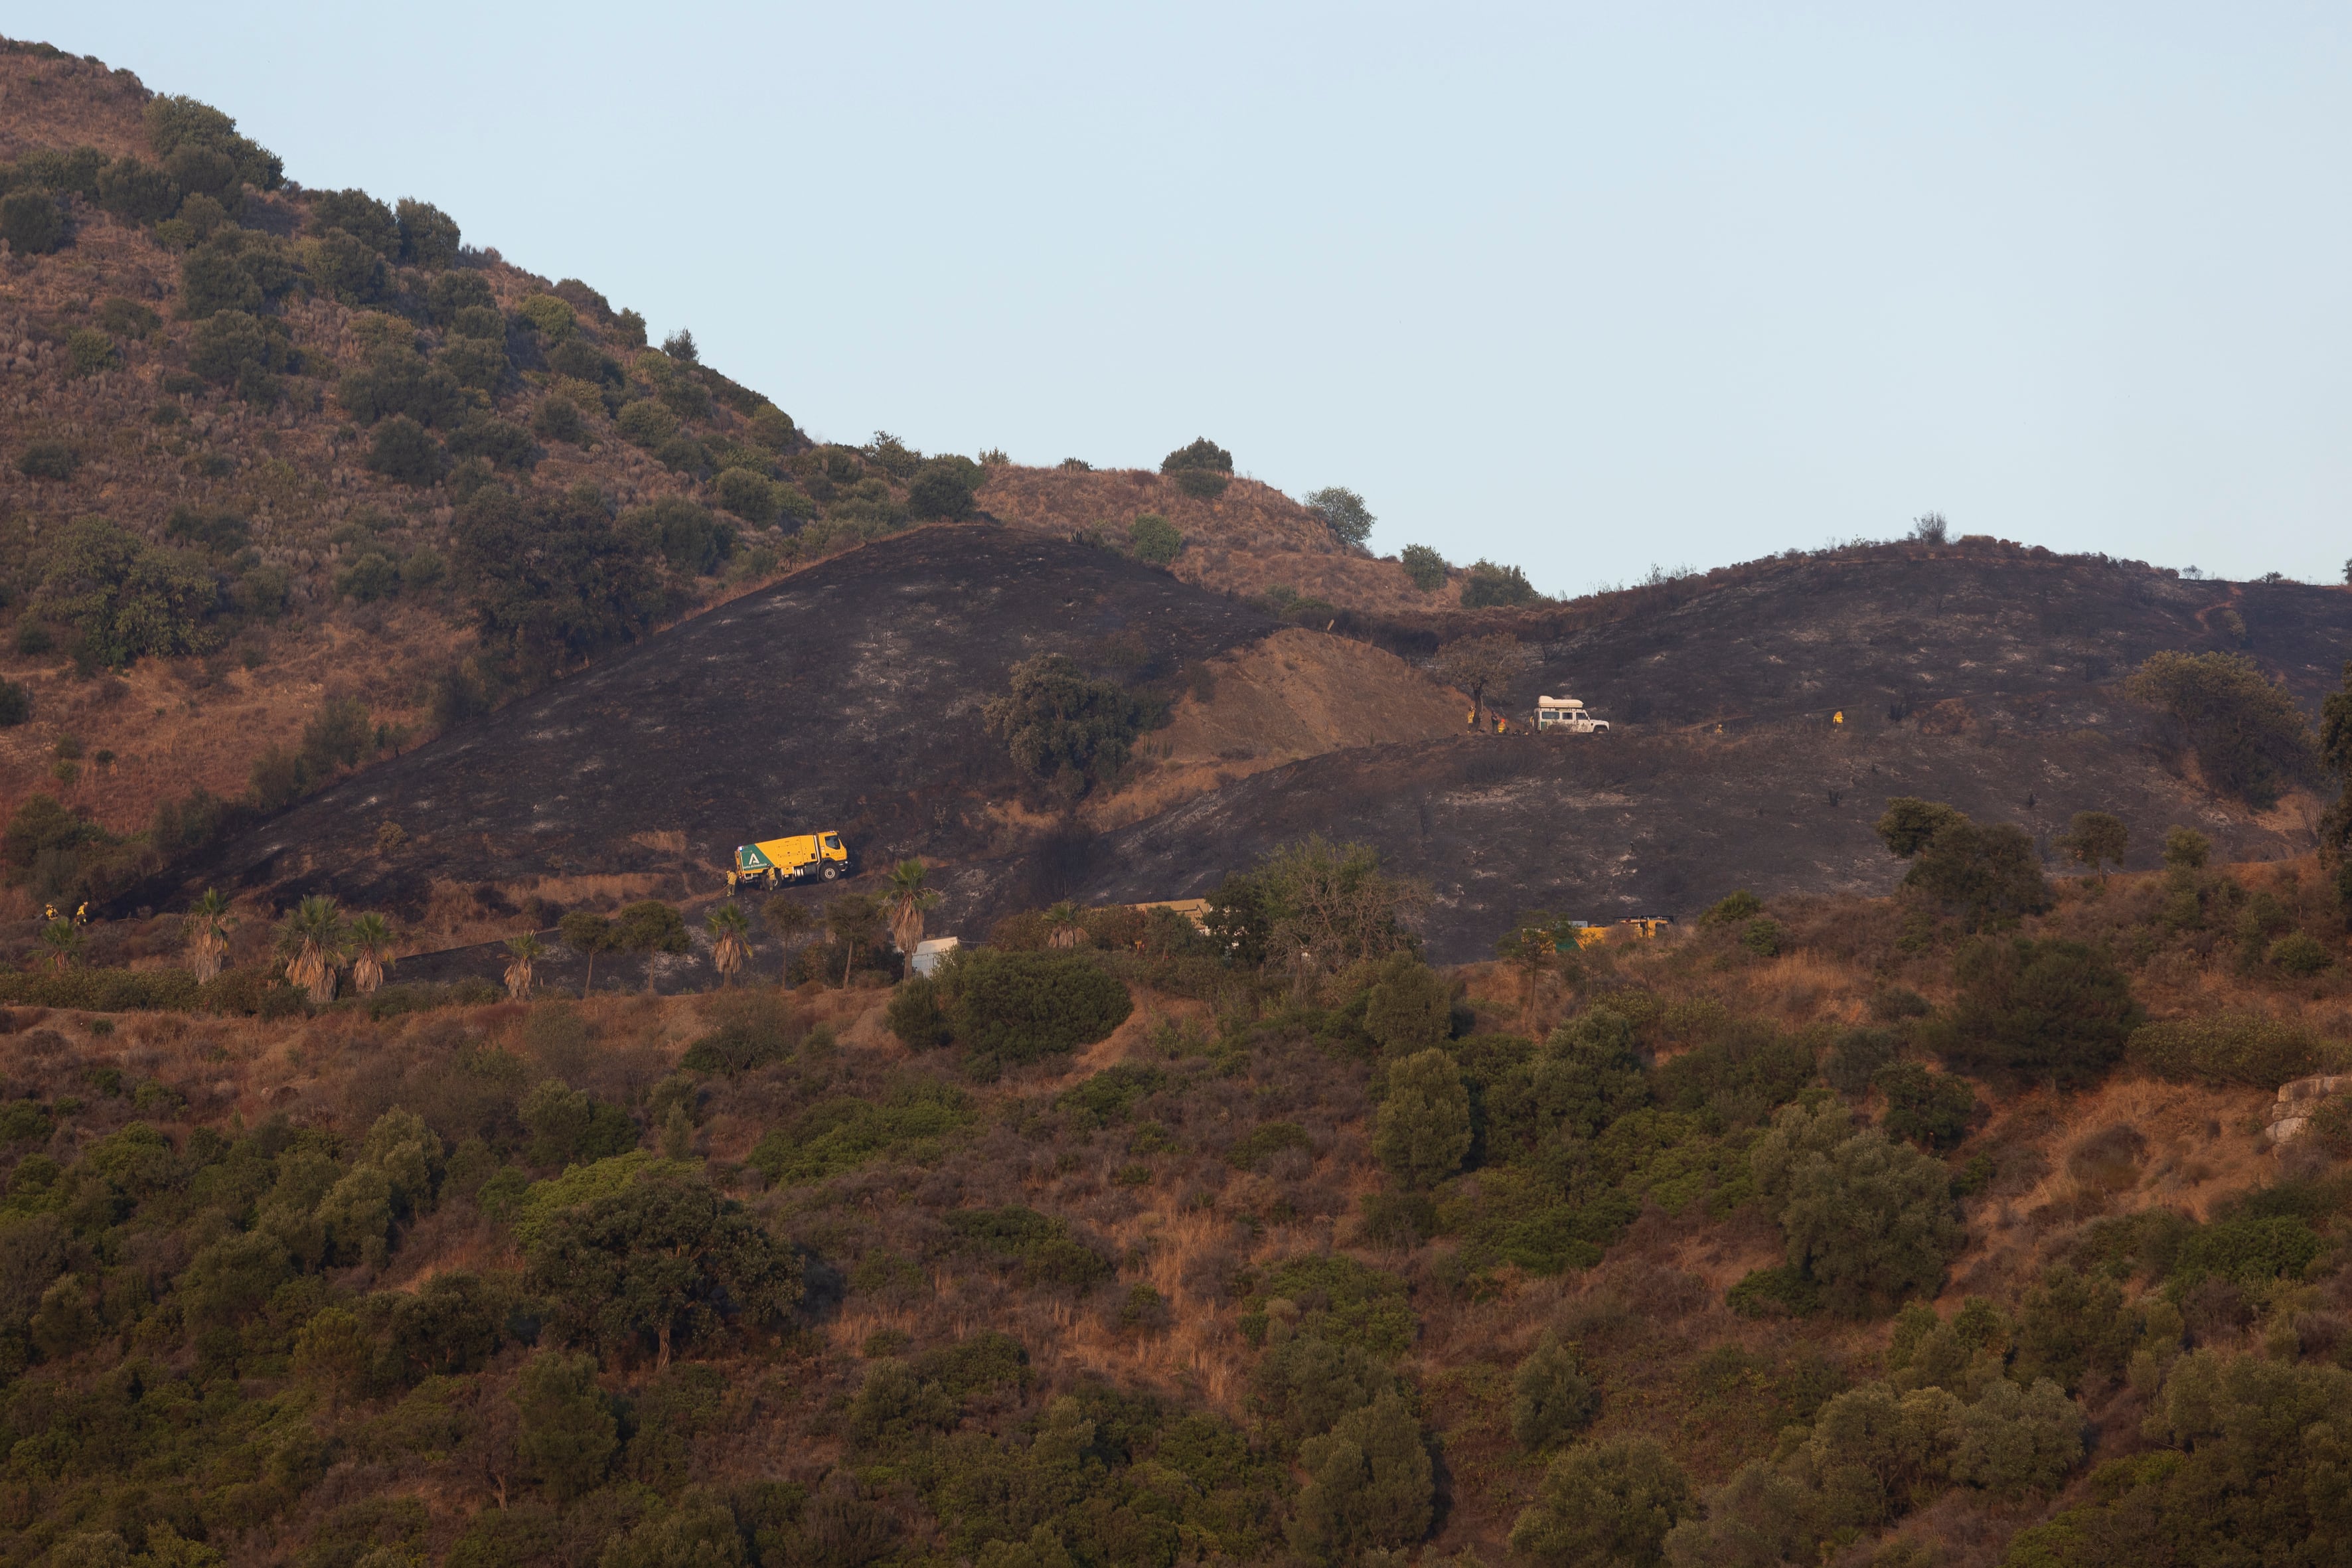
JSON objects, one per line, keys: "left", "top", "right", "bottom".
{"left": 1090, "top": 627, "right": 1466, "bottom": 830}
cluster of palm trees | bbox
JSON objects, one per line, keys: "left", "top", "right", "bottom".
{"left": 704, "top": 858, "right": 938, "bottom": 990}
{"left": 150, "top": 858, "right": 947, "bottom": 1008}
{"left": 270, "top": 896, "right": 398, "bottom": 1004}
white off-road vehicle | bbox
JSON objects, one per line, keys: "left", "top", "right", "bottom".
{"left": 1535, "top": 696, "right": 1610, "bottom": 734}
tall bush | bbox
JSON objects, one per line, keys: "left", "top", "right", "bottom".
{"left": 2127, "top": 649, "right": 2319, "bottom": 810}
{"left": 939, "top": 949, "right": 1132, "bottom": 1070}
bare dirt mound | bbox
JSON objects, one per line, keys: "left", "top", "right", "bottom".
{"left": 1089, "top": 627, "right": 1466, "bottom": 830}
{"left": 1000, "top": 720, "right": 2312, "bottom": 964}
{"left": 155, "top": 525, "right": 1277, "bottom": 921}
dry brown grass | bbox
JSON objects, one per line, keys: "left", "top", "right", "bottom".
{"left": 1087, "top": 627, "right": 1468, "bottom": 831}
{"left": 976, "top": 466, "right": 1452, "bottom": 617}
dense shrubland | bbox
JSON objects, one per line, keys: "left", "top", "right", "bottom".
{"left": 5, "top": 813, "right": 2347, "bottom": 1563}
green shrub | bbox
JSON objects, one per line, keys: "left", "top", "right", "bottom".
{"left": 1509, "top": 1439, "right": 1692, "bottom": 1568}
{"left": 533, "top": 397, "right": 588, "bottom": 445}
{"left": 2127, "top": 650, "right": 2319, "bottom": 810}
{"left": 621, "top": 497, "right": 735, "bottom": 576}
{"left": 1303, "top": 487, "right": 1373, "bottom": 548}
{"left": 447, "top": 418, "right": 536, "bottom": 471}
{"left": 2007, "top": 1355, "right": 2351, "bottom": 1565}
{"left": 907, "top": 459, "right": 979, "bottom": 520}
{"left": 1174, "top": 467, "right": 1229, "bottom": 499}
{"left": 189, "top": 309, "right": 293, "bottom": 388}
{"left": 982, "top": 653, "right": 1147, "bottom": 785}
{"left": 1948, "top": 937, "right": 2140, "bottom": 1087}
{"left": 2270, "top": 930, "right": 2330, "bottom": 975}
{"left": 146, "top": 93, "right": 284, "bottom": 191}
{"left": 1739, "top": 917, "right": 1783, "bottom": 957}
{"left": 1701, "top": 889, "right": 1763, "bottom": 925}
{"left": 2055, "top": 810, "right": 2129, "bottom": 872}
{"left": 338, "top": 348, "right": 465, "bottom": 428}
{"left": 545, "top": 338, "right": 621, "bottom": 383}
{"left": 308, "top": 187, "right": 397, "bottom": 254}
{"left": 1873, "top": 1061, "right": 1978, "bottom": 1150}
{"left": 1462, "top": 559, "right": 1539, "bottom": 607}
{"left": 179, "top": 230, "right": 297, "bottom": 319}
{"left": 715, "top": 466, "right": 779, "bottom": 524}
{"left": 437, "top": 337, "right": 508, "bottom": 394}
{"left": 426, "top": 270, "right": 496, "bottom": 323}
{"left": 1056, "top": 1063, "right": 1164, "bottom": 1128}
{"left": 945, "top": 1205, "right": 1112, "bottom": 1291}
{"left": 2125, "top": 1011, "right": 2334, "bottom": 1086}
{"left": 0, "top": 680, "right": 27, "bottom": 728}
{"left": 336, "top": 552, "right": 401, "bottom": 603}
{"left": 395, "top": 198, "right": 461, "bottom": 267}
{"left": 66, "top": 329, "right": 116, "bottom": 376}
{"left": 305, "top": 228, "right": 388, "bottom": 304}
{"left": 1239, "top": 1255, "right": 1415, "bottom": 1356}
{"left": 1227, "top": 1120, "right": 1314, "bottom": 1172}
{"left": 1399, "top": 544, "right": 1447, "bottom": 591}
{"left": 1373, "top": 1049, "right": 1472, "bottom": 1188}
{"left": 1161, "top": 437, "right": 1233, "bottom": 475}
{"left": 1725, "top": 1263, "right": 1822, "bottom": 1318}
{"left": 14, "top": 442, "right": 84, "bottom": 490}
{"left": 1287, "top": 1391, "right": 1433, "bottom": 1562}
{"left": 749, "top": 1082, "right": 970, "bottom": 1185}
{"left": 940, "top": 949, "right": 1131, "bottom": 1068}
{"left": 1511, "top": 1331, "right": 1599, "bottom": 1450}
{"left": 1875, "top": 797, "right": 2051, "bottom": 928}
{"left": 885, "top": 974, "right": 953, "bottom": 1049}
{"left": 1362, "top": 953, "right": 1450, "bottom": 1056}
{"left": 514, "top": 1350, "right": 617, "bottom": 1502}
{"left": 617, "top": 399, "right": 678, "bottom": 447}
{"left": 0, "top": 191, "right": 64, "bottom": 254}
{"left": 1128, "top": 512, "right": 1182, "bottom": 565}
{"left": 2167, "top": 1215, "right": 2321, "bottom": 1291}
{"left": 35, "top": 516, "right": 219, "bottom": 665}
{"left": 518, "top": 294, "right": 576, "bottom": 339}
{"left": 680, "top": 992, "right": 797, "bottom": 1074}
{"left": 1752, "top": 1105, "right": 1963, "bottom": 1318}
{"left": 97, "top": 298, "right": 161, "bottom": 339}
{"left": 96, "top": 156, "right": 181, "bottom": 222}
{"left": 364, "top": 416, "right": 447, "bottom": 487}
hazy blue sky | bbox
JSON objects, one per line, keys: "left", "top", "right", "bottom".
{"left": 23, "top": 3, "right": 2350, "bottom": 593}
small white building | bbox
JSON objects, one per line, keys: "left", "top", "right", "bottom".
{"left": 910, "top": 936, "right": 961, "bottom": 977}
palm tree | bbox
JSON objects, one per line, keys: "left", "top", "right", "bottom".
{"left": 504, "top": 933, "right": 544, "bottom": 1002}
{"left": 762, "top": 896, "right": 811, "bottom": 988}
{"left": 277, "top": 896, "right": 348, "bottom": 1005}
{"left": 706, "top": 903, "right": 751, "bottom": 987}
{"left": 349, "top": 913, "right": 395, "bottom": 996}
{"left": 185, "top": 888, "right": 234, "bottom": 983}
{"left": 884, "top": 859, "right": 939, "bottom": 957}
{"left": 37, "top": 919, "right": 80, "bottom": 974}
{"left": 1046, "top": 900, "right": 1087, "bottom": 950}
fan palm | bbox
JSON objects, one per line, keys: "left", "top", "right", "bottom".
{"left": 706, "top": 903, "right": 751, "bottom": 987}
{"left": 505, "top": 933, "right": 544, "bottom": 1002}
{"left": 277, "top": 896, "right": 348, "bottom": 1004}
{"left": 1045, "top": 900, "right": 1087, "bottom": 950}
{"left": 349, "top": 913, "right": 395, "bottom": 996}
{"left": 37, "top": 919, "right": 80, "bottom": 974}
{"left": 185, "top": 888, "right": 234, "bottom": 983}
{"left": 884, "top": 859, "right": 939, "bottom": 956}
